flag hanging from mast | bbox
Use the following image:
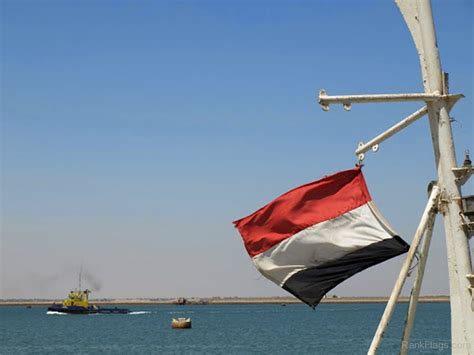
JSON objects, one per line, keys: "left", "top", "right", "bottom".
{"left": 233, "top": 167, "right": 409, "bottom": 308}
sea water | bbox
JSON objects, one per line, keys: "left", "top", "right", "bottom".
{"left": 0, "top": 303, "right": 452, "bottom": 354}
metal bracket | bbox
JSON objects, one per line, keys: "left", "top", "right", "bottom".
{"left": 319, "top": 90, "right": 330, "bottom": 111}
{"left": 318, "top": 90, "right": 463, "bottom": 162}
{"left": 446, "top": 94, "right": 464, "bottom": 111}
{"left": 460, "top": 217, "right": 474, "bottom": 239}
{"left": 356, "top": 142, "right": 379, "bottom": 162}
{"left": 436, "top": 189, "right": 451, "bottom": 215}
{"left": 354, "top": 106, "right": 428, "bottom": 160}
{"left": 452, "top": 166, "right": 473, "bottom": 186}
{"left": 460, "top": 194, "right": 474, "bottom": 239}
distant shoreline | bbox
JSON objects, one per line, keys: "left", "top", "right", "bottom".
{"left": 0, "top": 296, "right": 449, "bottom": 306}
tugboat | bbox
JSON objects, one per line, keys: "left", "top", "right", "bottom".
{"left": 48, "top": 272, "right": 130, "bottom": 314}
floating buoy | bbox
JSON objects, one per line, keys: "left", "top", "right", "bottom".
{"left": 172, "top": 317, "right": 192, "bottom": 329}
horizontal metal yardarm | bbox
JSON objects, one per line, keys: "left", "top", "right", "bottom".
{"left": 318, "top": 89, "right": 464, "bottom": 110}
{"left": 319, "top": 90, "right": 440, "bottom": 104}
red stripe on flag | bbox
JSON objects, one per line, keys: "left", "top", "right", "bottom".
{"left": 233, "top": 168, "right": 371, "bottom": 257}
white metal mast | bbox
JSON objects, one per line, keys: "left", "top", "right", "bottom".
{"left": 318, "top": 0, "right": 473, "bottom": 353}
{"left": 395, "top": 2, "right": 474, "bottom": 352}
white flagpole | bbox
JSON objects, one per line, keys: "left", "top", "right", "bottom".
{"left": 367, "top": 185, "right": 440, "bottom": 355}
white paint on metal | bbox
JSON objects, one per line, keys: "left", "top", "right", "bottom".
{"left": 318, "top": 91, "right": 462, "bottom": 111}
{"left": 355, "top": 106, "right": 428, "bottom": 157}
{"left": 400, "top": 208, "right": 437, "bottom": 355}
{"left": 452, "top": 166, "right": 474, "bottom": 187}
{"left": 318, "top": 91, "right": 441, "bottom": 110}
{"left": 367, "top": 186, "right": 440, "bottom": 355}
{"left": 397, "top": 1, "right": 474, "bottom": 352}
{"left": 395, "top": 0, "right": 430, "bottom": 89}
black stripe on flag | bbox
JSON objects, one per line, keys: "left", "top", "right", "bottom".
{"left": 282, "top": 236, "right": 409, "bottom": 308}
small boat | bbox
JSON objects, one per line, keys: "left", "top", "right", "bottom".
{"left": 171, "top": 317, "right": 192, "bottom": 329}
{"left": 48, "top": 289, "right": 130, "bottom": 314}
{"left": 47, "top": 271, "right": 130, "bottom": 315}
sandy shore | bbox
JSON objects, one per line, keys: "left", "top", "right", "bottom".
{"left": 0, "top": 296, "right": 449, "bottom": 306}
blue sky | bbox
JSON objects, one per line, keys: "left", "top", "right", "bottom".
{"left": 1, "top": 0, "right": 472, "bottom": 298}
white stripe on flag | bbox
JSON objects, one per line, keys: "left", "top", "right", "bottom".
{"left": 252, "top": 203, "right": 396, "bottom": 286}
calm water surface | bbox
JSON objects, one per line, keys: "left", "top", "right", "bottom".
{"left": 1, "top": 303, "right": 451, "bottom": 354}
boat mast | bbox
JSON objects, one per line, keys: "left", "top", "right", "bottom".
{"left": 396, "top": 0, "right": 473, "bottom": 351}
{"left": 79, "top": 265, "right": 82, "bottom": 290}
{"left": 318, "top": 0, "right": 473, "bottom": 353}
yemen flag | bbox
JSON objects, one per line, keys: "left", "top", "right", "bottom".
{"left": 233, "top": 167, "right": 409, "bottom": 308}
